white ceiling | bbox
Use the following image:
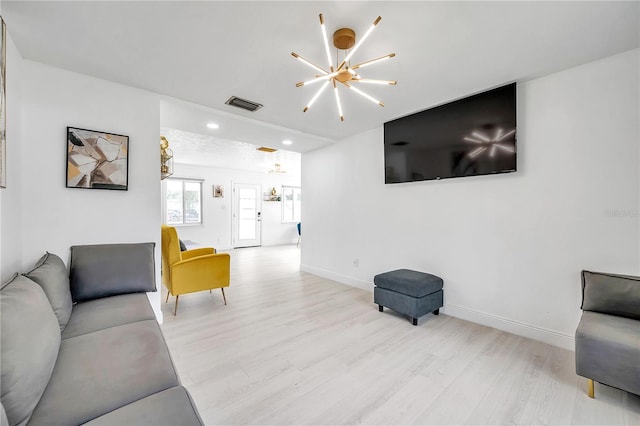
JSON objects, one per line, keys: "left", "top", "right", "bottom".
{"left": 159, "top": 99, "right": 330, "bottom": 154}
{"left": 161, "top": 126, "right": 302, "bottom": 175}
{"left": 4, "top": 1, "right": 639, "bottom": 151}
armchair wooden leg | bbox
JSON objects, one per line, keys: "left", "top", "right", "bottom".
{"left": 165, "top": 291, "right": 170, "bottom": 303}
{"left": 588, "top": 378, "right": 595, "bottom": 398}
{"left": 221, "top": 288, "right": 227, "bottom": 305}
{"left": 210, "top": 289, "right": 212, "bottom": 294}
{"left": 174, "top": 295, "right": 179, "bottom": 316}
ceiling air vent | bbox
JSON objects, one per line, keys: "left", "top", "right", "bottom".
{"left": 225, "top": 96, "right": 263, "bottom": 112}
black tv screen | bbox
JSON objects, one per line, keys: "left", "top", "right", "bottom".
{"left": 384, "top": 83, "right": 516, "bottom": 183}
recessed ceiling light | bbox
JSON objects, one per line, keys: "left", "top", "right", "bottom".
{"left": 206, "top": 122, "right": 219, "bottom": 129}
{"left": 282, "top": 140, "right": 293, "bottom": 145}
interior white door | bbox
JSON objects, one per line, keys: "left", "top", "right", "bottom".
{"left": 232, "top": 183, "right": 262, "bottom": 248}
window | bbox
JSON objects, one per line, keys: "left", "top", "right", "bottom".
{"left": 165, "top": 178, "right": 203, "bottom": 225}
{"left": 282, "top": 186, "right": 301, "bottom": 223}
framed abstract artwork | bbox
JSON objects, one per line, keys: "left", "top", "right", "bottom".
{"left": 66, "top": 127, "right": 129, "bottom": 190}
{"left": 0, "top": 16, "right": 6, "bottom": 188}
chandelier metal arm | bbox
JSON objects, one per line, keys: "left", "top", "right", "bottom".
{"left": 303, "top": 80, "right": 331, "bottom": 112}
{"left": 351, "top": 53, "right": 396, "bottom": 71}
{"left": 319, "top": 14, "right": 334, "bottom": 71}
{"left": 336, "top": 16, "right": 382, "bottom": 71}
{"left": 352, "top": 78, "right": 397, "bottom": 86}
{"left": 296, "top": 70, "right": 341, "bottom": 88}
{"left": 340, "top": 81, "right": 384, "bottom": 107}
{"left": 332, "top": 80, "right": 344, "bottom": 121}
{"left": 291, "top": 52, "right": 330, "bottom": 75}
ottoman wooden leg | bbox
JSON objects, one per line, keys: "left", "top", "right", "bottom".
{"left": 412, "top": 317, "right": 418, "bottom": 326}
{"left": 433, "top": 309, "right": 440, "bottom": 315}
{"left": 378, "top": 305, "right": 384, "bottom": 312}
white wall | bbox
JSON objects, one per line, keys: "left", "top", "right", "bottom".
{"left": 15, "top": 60, "right": 163, "bottom": 319}
{"left": 166, "top": 163, "right": 300, "bottom": 249}
{"left": 301, "top": 49, "right": 640, "bottom": 350}
{"left": 0, "top": 26, "right": 24, "bottom": 283}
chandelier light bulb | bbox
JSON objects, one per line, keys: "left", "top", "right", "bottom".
{"left": 338, "top": 16, "right": 382, "bottom": 70}
{"left": 303, "top": 81, "right": 330, "bottom": 112}
{"left": 333, "top": 82, "right": 344, "bottom": 122}
{"left": 347, "top": 84, "right": 384, "bottom": 107}
{"left": 319, "top": 14, "right": 334, "bottom": 71}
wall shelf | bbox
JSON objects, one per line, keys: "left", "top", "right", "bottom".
{"left": 264, "top": 193, "right": 281, "bottom": 202}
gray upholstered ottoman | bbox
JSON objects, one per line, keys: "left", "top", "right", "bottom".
{"left": 374, "top": 269, "right": 443, "bottom": 325}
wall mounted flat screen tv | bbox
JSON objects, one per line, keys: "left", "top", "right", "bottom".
{"left": 384, "top": 82, "right": 516, "bottom": 184}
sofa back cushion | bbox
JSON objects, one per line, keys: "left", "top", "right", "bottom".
{"left": 24, "top": 252, "right": 73, "bottom": 332}
{"left": 581, "top": 270, "right": 640, "bottom": 320}
{"left": 70, "top": 243, "right": 156, "bottom": 302}
{"left": 0, "top": 274, "right": 61, "bottom": 426}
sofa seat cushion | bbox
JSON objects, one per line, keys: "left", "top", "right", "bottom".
{"left": 24, "top": 252, "right": 73, "bottom": 332}
{"left": 0, "top": 275, "right": 61, "bottom": 426}
{"left": 83, "top": 386, "right": 203, "bottom": 425}
{"left": 575, "top": 311, "right": 640, "bottom": 395}
{"left": 29, "top": 320, "right": 179, "bottom": 426}
{"left": 374, "top": 269, "right": 443, "bottom": 298}
{"left": 62, "top": 293, "right": 156, "bottom": 340}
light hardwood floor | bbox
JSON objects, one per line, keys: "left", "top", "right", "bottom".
{"left": 161, "top": 245, "right": 640, "bottom": 425}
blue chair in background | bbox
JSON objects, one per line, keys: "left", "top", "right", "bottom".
{"left": 297, "top": 223, "right": 301, "bottom": 247}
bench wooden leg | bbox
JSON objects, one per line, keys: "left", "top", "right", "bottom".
{"left": 412, "top": 317, "right": 418, "bottom": 326}
{"left": 433, "top": 309, "right": 440, "bottom": 315}
{"left": 378, "top": 305, "right": 384, "bottom": 312}
{"left": 588, "top": 379, "right": 595, "bottom": 398}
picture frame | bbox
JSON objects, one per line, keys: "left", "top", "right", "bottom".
{"left": 213, "top": 184, "right": 224, "bottom": 198}
{"left": 66, "top": 127, "right": 129, "bottom": 190}
{"left": 0, "top": 16, "right": 6, "bottom": 188}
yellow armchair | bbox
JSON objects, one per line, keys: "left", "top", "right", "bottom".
{"left": 161, "top": 225, "right": 230, "bottom": 315}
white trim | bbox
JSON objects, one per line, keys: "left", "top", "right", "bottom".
{"left": 443, "top": 304, "right": 575, "bottom": 351}
{"left": 300, "top": 264, "right": 373, "bottom": 292}
{"left": 299, "top": 267, "right": 575, "bottom": 351}
{"left": 263, "top": 240, "right": 298, "bottom": 247}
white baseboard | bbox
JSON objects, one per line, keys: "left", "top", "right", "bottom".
{"left": 299, "top": 266, "right": 575, "bottom": 351}
{"left": 437, "top": 304, "right": 574, "bottom": 351}
{"left": 263, "top": 240, "right": 298, "bottom": 247}
{"left": 300, "top": 264, "right": 373, "bottom": 292}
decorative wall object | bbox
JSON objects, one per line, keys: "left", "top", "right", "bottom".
{"left": 213, "top": 185, "right": 224, "bottom": 198}
{"left": 160, "top": 136, "right": 173, "bottom": 180}
{"left": 66, "top": 127, "right": 129, "bottom": 190}
{"left": 0, "top": 17, "right": 6, "bottom": 188}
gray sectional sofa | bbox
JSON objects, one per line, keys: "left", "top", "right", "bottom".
{"left": 0, "top": 243, "right": 203, "bottom": 426}
{"left": 575, "top": 270, "right": 640, "bottom": 398}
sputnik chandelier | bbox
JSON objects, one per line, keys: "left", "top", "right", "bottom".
{"left": 291, "top": 14, "right": 396, "bottom": 121}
